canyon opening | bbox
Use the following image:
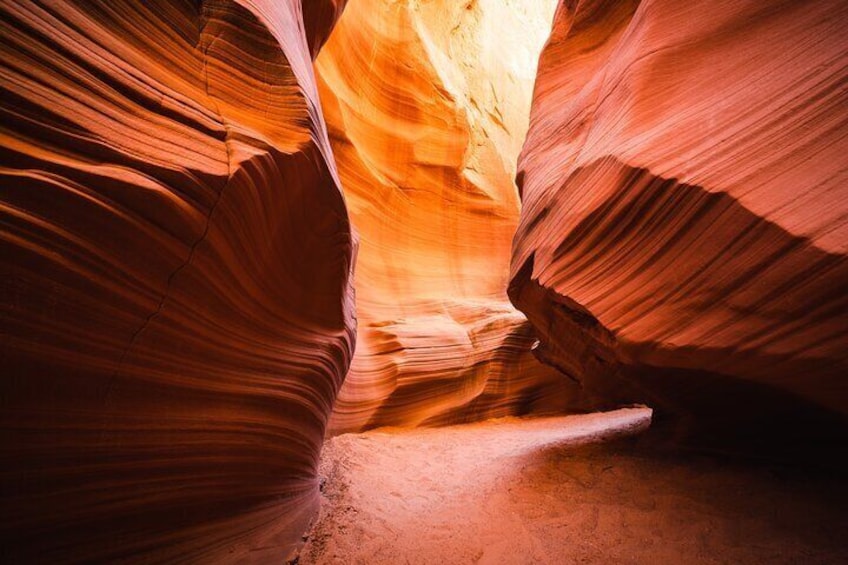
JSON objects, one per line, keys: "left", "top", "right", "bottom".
{"left": 1, "top": 1, "right": 847, "bottom": 564}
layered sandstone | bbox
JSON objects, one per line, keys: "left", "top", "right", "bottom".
{"left": 316, "top": 0, "right": 569, "bottom": 433}
{"left": 511, "top": 0, "right": 848, "bottom": 443}
{"left": 0, "top": 1, "right": 353, "bottom": 561}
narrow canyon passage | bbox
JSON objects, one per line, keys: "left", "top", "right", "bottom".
{"left": 314, "top": 0, "right": 569, "bottom": 432}
{"left": 2, "top": 0, "right": 848, "bottom": 562}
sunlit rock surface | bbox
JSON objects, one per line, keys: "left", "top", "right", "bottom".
{"left": 315, "top": 0, "right": 567, "bottom": 433}
{"left": 511, "top": 0, "right": 848, "bottom": 440}
{"left": 0, "top": 1, "right": 353, "bottom": 561}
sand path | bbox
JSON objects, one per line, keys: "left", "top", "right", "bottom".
{"left": 299, "top": 408, "right": 847, "bottom": 564}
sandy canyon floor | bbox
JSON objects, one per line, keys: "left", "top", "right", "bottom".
{"left": 297, "top": 408, "right": 847, "bottom": 564}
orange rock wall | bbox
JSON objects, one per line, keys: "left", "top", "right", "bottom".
{"left": 1, "top": 1, "right": 353, "bottom": 561}
{"left": 511, "top": 0, "right": 848, "bottom": 417}
{"left": 315, "top": 0, "right": 570, "bottom": 432}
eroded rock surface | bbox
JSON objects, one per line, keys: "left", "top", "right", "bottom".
{"left": 510, "top": 0, "right": 848, "bottom": 448}
{"left": 316, "top": 0, "right": 569, "bottom": 433}
{"left": 1, "top": 1, "right": 353, "bottom": 561}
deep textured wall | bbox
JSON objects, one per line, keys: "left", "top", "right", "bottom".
{"left": 315, "top": 0, "right": 573, "bottom": 433}
{"left": 0, "top": 1, "right": 353, "bottom": 561}
{"left": 511, "top": 0, "right": 848, "bottom": 450}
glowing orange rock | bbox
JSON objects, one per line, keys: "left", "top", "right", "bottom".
{"left": 0, "top": 1, "right": 352, "bottom": 561}
{"left": 315, "top": 0, "right": 567, "bottom": 432}
{"left": 511, "top": 0, "right": 848, "bottom": 420}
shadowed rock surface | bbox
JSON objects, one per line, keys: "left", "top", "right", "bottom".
{"left": 1, "top": 1, "right": 353, "bottom": 561}
{"left": 510, "top": 0, "right": 848, "bottom": 453}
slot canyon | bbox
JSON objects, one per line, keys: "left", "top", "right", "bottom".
{"left": 1, "top": 0, "right": 846, "bottom": 562}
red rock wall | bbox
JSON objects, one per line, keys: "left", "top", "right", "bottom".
{"left": 511, "top": 0, "right": 848, "bottom": 432}
{"left": 0, "top": 1, "right": 353, "bottom": 561}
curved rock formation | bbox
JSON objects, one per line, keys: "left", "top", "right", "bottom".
{"left": 511, "top": 0, "right": 848, "bottom": 447}
{"left": 315, "top": 0, "right": 569, "bottom": 433}
{"left": 1, "top": 1, "right": 353, "bottom": 561}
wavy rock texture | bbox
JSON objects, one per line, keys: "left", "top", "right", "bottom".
{"left": 511, "top": 0, "right": 848, "bottom": 440}
{"left": 0, "top": 1, "right": 353, "bottom": 561}
{"left": 315, "top": 0, "right": 570, "bottom": 433}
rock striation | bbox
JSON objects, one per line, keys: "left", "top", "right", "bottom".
{"left": 511, "top": 0, "right": 848, "bottom": 446}
{"left": 315, "top": 0, "right": 569, "bottom": 433}
{"left": 1, "top": 1, "right": 353, "bottom": 561}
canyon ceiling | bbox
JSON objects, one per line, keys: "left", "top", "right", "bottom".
{"left": 1, "top": 0, "right": 847, "bottom": 562}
